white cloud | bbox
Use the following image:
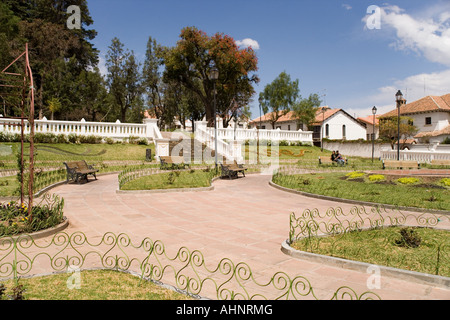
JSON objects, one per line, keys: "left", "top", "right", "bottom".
{"left": 349, "top": 5, "right": 450, "bottom": 118}
{"left": 236, "top": 38, "right": 260, "bottom": 50}
{"left": 348, "top": 69, "right": 450, "bottom": 118}
{"left": 379, "top": 5, "right": 450, "bottom": 67}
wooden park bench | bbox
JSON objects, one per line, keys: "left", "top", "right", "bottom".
{"left": 220, "top": 160, "right": 247, "bottom": 179}
{"left": 318, "top": 156, "right": 347, "bottom": 166}
{"left": 382, "top": 160, "right": 420, "bottom": 170}
{"left": 430, "top": 159, "right": 450, "bottom": 168}
{"left": 159, "top": 156, "right": 190, "bottom": 170}
{"left": 63, "top": 160, "right": 98, "bottom": 184}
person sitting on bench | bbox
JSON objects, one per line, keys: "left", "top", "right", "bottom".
{"left": 331, "top": 151, "right": 337, "bottom": 162}
{"left": 335, "top": 151, "right": 345, "bottom": 166}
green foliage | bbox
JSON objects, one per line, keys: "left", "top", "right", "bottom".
{"left": 0, "top": 282, "right": 26, "bottom": 300}
{"left": 164, "top": 26, "right": 259, "bottom": 126}
{"left": 106, "top": 37, "right": 144, "bottom": 123}
{"left": 394, "top": 228, "right": 422, "bottom": 248}
{"left": 379, "top": 116, "right": 419, "bottom": 150}
{"left": 440, "top": 178, "right": 450, "bottom": 187}
{"left": 292, "top": 93, "right": 321, "bottom": 129}
{"left": 291, "top": 225, "right": 449, "bottom": 277}
{"left": 0, "top": 196, "right": 64, "bottom": 237}
{"left": 346, "top": 171, "right": 365, "bottom": 179}
{"left": 1, "top": 1, "right": 100, "bottom": 120}
{"left": 397, "top": 177, "right": 420, "bottom": 185}
{"left": 258, "top": 71, "right": 299, "bottom": 127}
{"left": 369, "top": 174, "right": 385, "bottom": 182}
{"left": 272, "top": 171, "right": 450, "bottom": 211}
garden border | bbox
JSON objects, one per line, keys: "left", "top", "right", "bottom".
{"left": 115, "top": 176, "right": 221, "bottom": 194}
{"left": 280, "top": 240, "right": 450, "bottom": 289}
{"left": 4, "top": 217, "right": 69, "bottom": 242}
{"left": 268, "top": 180, "right": 450, "bottom": 216}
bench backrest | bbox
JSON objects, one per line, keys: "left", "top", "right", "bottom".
{"left": 160, "top": 156, "right": 185, "bottom": 164}
{"left": 171, "top": 156, "right": 185, "bottom": 164}
{"left": 65, "top": 162, "right": 79, "bottom": 170}
{"left": 384, "top": 160, "right": 418, "bottom": 167}
{"left": 431, "top": 159, "right": 450, "bottom": 165}
{"left": 64, "top": 161, "right": 89, "bottom": 171}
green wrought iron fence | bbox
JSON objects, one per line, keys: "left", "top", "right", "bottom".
{"left": 289, "top": 206, "right": 450, "bottom": 277}
{"left": 0, "top": 231, "right": 381, "bottom": 300}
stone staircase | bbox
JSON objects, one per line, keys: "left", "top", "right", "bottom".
{"left": 164, "top": 132, "right": 218, "bottom": 163}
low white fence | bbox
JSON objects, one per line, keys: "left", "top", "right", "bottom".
{"left": 380, "top": 149, "right": 450, "bottom": 163}
{"left": 206, "top": 126, "right": 313, "bottom": 145}
{"left": 1, "top": 117, "right": 314, "bottom": 161}
{"left": 0, "top": 117, "right": 161, "bottom": 141}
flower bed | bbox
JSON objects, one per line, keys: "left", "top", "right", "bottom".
{"left": 0, "top": 195, "right": 64, "bottom": 237}
{"left": 272, "top": 171, "right": 450, "bottom": 211}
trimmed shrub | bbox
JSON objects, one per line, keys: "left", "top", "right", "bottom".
{"left": 369, "top": 174, "right": 385, "bottom": 182}
{"left": 346, "top": 171, "right": 365, "bottom": 179}
{"left": 397, "top": 177, "right": 420, "bottom": 185}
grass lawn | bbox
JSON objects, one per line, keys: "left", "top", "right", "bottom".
{"left": 291, "top": 226, "right": 449, "bottom": 277}
{"left": 0, "top": 142, "right": 158, "bottom": 197}
{"left": 1, "top": 269, "right": 191, "bottom": 300}
{"left": 121, "top": 169, "right": 219, "bottom": 190}
{"left": 0, "top": 142, "right": 154, "bottom": 165}
{"left": 273, "top": 171, "right": 450, "bottom": 211}
{"left": 244, "top": 145, "right": 384, "bottom": 170}
{"left": 0, "top": 176, "right": 18, "bottom": 197}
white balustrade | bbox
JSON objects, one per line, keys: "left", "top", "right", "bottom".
{"left": 380, "top": 149, "right": 450, "bottom": 163}
{"left": 0, "top": 117, "right": 161, "bottom": 140}
{"left": 205, "top": 127, "right": 313, "bottom": 144}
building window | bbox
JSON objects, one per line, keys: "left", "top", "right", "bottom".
{"left": 342, "top": 125, "right": 346, "bottom": 139}
{"left": 425, "top": 117, "right": 432, "bottom": 125}
{"left": 288, "top": 125, "right": 291, "bottom": 131}
{"left": 325, "top": 124, "right": 329, "bottom": 137}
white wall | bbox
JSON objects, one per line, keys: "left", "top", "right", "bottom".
{"left": 324, "top": 112, "right": 366, "bottom": 140}
{"left": 410, "top": 111, "right": 449, "bottom": 133}
{"left": 253, "top": 120, "right": 298, "bottom": 131}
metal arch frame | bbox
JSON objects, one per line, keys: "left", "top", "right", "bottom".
{"left": 0, "top": 43, "right": 36, "bottom": 219}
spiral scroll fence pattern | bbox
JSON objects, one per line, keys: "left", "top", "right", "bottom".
{"left": 289, "top": 206, "right": 450, "bottom": 277}
{"left": 1, "top": 229, "right": 381, "bottom": 300}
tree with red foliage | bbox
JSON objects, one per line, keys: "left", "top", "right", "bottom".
{"left": 164, "top": 26, "right": 259, "bottom": 127}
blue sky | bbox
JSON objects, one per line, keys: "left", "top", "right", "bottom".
{"left": 86, "top": 0, "right": 450, "bottom": 120}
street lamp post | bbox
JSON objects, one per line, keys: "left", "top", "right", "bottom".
{"left": 395, "top": 90, "right": 403, "bottom": 161}
{"left": 371, "top": 106, "right": 377, "bottom": 162}
{"left": 209, "top": 66, "right": 219, "bottom": 170}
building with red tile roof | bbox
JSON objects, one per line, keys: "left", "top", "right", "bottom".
{"left": 380, "top": 94, "right": 450, "bottom": 143}
{"left": 249, "top": 106, "right": 367, "bottom": 144}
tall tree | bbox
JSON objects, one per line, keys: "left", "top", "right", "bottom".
{"left": 379, "top": 116, "right": 418, "bottom": 149}
{"left": 292, "top": 93, "right": 321, "bottom": 130}
{"left": 106, "top": 37, "right": 143, "bottom": 123}
{"left": 258, "top": 71, "right": 300, "bottom": 129}
{"left": 164, "top": 26, "right": 259, "bottom": 127}
{"left": 2, "top": 0, "right": 99, "bottom": 119}
{"left": 142, "top": 36, "right": 168, "bottom": 129}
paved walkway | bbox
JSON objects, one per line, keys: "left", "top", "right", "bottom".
{"left": 48, "top": 173, "right": 449, "bottom": 300}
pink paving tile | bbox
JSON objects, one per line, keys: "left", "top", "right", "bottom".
{"left": 26, "top": 172, "right": 450, "bottom": 300}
